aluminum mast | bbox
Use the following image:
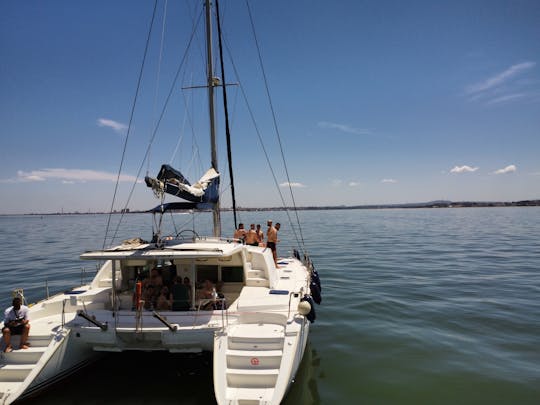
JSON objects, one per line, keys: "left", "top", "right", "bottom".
{"left": 205, "top": 0, "right": 221, "bottom": 237}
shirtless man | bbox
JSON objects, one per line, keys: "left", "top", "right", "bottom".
{"left": 233, "top": 223, "right": 247, "bottom": 242}
{"left": 266, "top": 220, "right": 281, "bottom": 266}
{"left": 198, "top": 279, "right": 215, "bottom": 299}
{"left": 244, "top": 224, "right": 259, "bottom": 246}
{"left": 143, "top": 267, "right": 163, "bottom": 291}
{"left": 198, "top": 280, "right": 217, "bottom": 310}
{"left": 256, "top": 224, "right": 264, "bottom": 245}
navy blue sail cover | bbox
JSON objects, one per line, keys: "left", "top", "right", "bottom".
{"left": 145, "top": 164, "right": 220, "bottom": 203}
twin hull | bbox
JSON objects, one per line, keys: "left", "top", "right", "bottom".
{"left": 1, "top": 240, "right": 313, "bottom": 405}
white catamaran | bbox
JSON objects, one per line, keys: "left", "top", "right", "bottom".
{"left": 0, "top": 1, "right": 321, "bottom": 404}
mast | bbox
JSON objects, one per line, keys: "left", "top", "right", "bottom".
{"left": 205, "top": 0, "right": 221, "bottom": 237}
{"left": 215, "top": 0, "right": 238, "bottom": 230}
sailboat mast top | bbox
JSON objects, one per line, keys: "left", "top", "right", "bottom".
{"left": 205, "top": 0, "right": 221, "bottom": 237}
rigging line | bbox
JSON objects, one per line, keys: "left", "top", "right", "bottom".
{"left": 109, "top": 9, "right": 204, "bottom": 245}
{"left": 213, "top": 7, "right": 305, "bottom": 243}
{"left": 149, "top": 0, "right": 169, "bottom": 175}
{"left": 103, "top": 0, "right": 159, "bottom": 249}
{"left": 172, "top": 4, "right": 204, "bottom": 175}
{"left": 180, "top": 74, "right": 204, "bottom": 177}
{"left": 215, "top": 0, "right": 238, "bottom": 229}
{"left": 180, "top": 58, "right": 205, "bottom": 177}
{"left": 245, "top": 0, "right": 306, "bottom": 251}
{"left": 170, "top": 61, "right": 197, "bottom": 169}
{"left": 223, "top": 46, "right": 302, "bottom": 249}
{"left": 244, "top": 3, "right": 307, "bottom": 251}
{"left": 219, "top": 25, "right": 302, "bottom": 246}
{"left": 168, "top": 73, "right": 193, "bottom": 167}
{"left": 168, "top": 103, "right": 187, "bottom": 165}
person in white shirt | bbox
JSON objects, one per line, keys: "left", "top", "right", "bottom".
{"left": 2, "top": 296, "right": 30, "bottom": 352}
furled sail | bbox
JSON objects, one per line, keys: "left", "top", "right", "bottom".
{"left": 145, "top": 164, "right": 220, "bottom": 203}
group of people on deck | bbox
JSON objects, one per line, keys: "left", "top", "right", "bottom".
{"left": 1, "top": 269, "right": 225, "bottom": 352}
{"left": 234, "top": 220, "right": 281, "bottom": 266}
{"left": 135, "top": 267, "right": 227, "bottom": 311}
{"left": 1, "top": 220, "right": 285, "bottom": 352}
{"left": 136, "top": 267, "right": 193, "bottom": 311}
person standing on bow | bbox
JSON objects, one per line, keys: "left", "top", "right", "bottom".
{"left": 256, "top": 224, "right": 264, "bottom": 245}
{"left": 233, "top": 223, "right": 247, "bottom": 243}
{"left": 244, "top": 224, "right": 259, "bottom": 246}
{"left": 2, "top": 296, "right": 30, "bottom": 352}
{"left": 266, "top": 220, "right": 281, "bottom": 266}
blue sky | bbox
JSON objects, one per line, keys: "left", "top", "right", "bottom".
{"left": 1, "top": 0, "right": 539, "bottom": 214}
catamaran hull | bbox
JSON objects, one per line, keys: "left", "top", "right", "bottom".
{"left": 213, "top": 314, "right": 311, "bottom": 405}
{"left": 2, "top": 237, "right": 319, "bottom": 405}
{"left": 1, "top": 330, "right": 100, "bottom": 405}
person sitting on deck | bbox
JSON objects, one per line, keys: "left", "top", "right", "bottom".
{"left": 183, "top": 276, "right": 191, "bottom": 289}
{"left": 198, "top": 279, "right": 217, "bottom": 310}
{"left": 198, "top": 279, "right": 215, "bottom": 299}
{"left": 143, "top": 285, "right": 157, "bottom": 310}
{"left": 2, "top": 296, "right": 30, "bottom": 353}
{"left": 156, "top": 286, "right": 172, "bottom": 311}
{"left": 215, "top": 280, "right": 226, "bottom": 310}
{"left": 144, "top": 267, "right": 164, "bottom": 291}
{"left": 171, "top": 276, "right": 190, "bottom": 311}
{"left": 198, "top": 280, "right": 226, "bottom": 310}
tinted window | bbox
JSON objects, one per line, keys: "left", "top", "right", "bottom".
{"left": 197, "top": 265, "right": 218, "bottom": 283}
{"left": 222, "top": 266, "right": 244, "bottom": 282}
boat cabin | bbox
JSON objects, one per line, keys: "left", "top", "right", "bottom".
{"left": 82, "top": 240, "right": 277, "bottom": 312}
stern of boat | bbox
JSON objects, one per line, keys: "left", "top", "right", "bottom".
{"left": 213, "top": 309, "right": 309, "bottom": 405}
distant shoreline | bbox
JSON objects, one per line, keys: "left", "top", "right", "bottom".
{"left": 2, "top": 199, "right": 539, "bottom": 216}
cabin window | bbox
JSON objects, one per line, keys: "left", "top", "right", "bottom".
{"left": 221, "top": 266, "right": 244, "bottom": 282}
{"left": 121, "top": 266, "right": 140, "bottom": 291}
{"left": 196, "top": 265, "right": 218, "bottom": 283}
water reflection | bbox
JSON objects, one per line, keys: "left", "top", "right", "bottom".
{"left": 20, "top": 342, "right": 321, "bottom": 405}
{"left": 284, "top": 341, "right": 321, "bottom": 405}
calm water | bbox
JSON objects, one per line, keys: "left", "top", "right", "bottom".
{"left": 1, "top": 208, "right": 539, "bottom": 404}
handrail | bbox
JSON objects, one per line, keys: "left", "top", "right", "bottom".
{"left": 61, "top": 299, "right": 66, "bottom": 328}
{"left": 77, "top": 310, "right": 108, "bottom": 331}
{"left": 220, "top": 298, "right": 228, "bottom": 328}
{"left": 152, "top": 311, "right": 178, "bottom": 331}
{"left": 135, "top": 300, "right": 144, "bottom": 332}
{"left": 194, "top": 297, "right": 228, "bottom": 329}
